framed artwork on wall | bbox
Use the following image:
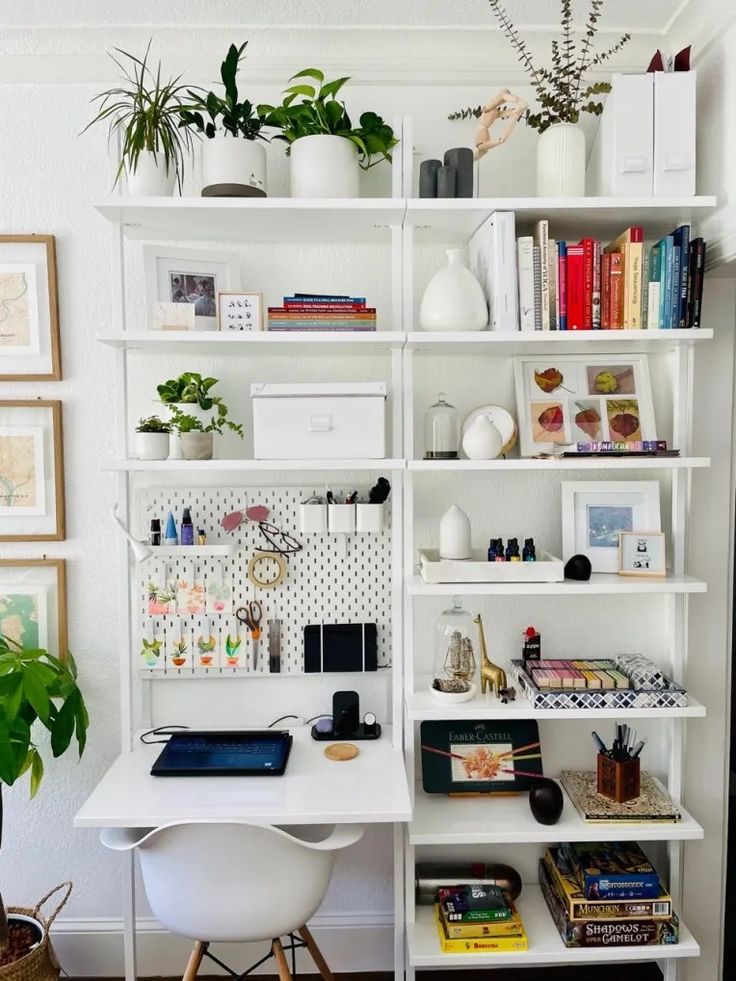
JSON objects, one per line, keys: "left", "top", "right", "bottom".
{"left": 513, "top": 354, "right": 656, "bottom": 457}
{"left": 0, "top": 235, "right": 61, "bottom": 381}
{"left": 0, "top": 558, "right": 68, "bottom": 659}
{"left": 144, "top": 246, "right": 241, "bottom": 332}
{"left": 561, "top": 480, "right": 661, "bottom": 573}
{"left": 218, "top": 291, "right": 263, "bottom": 332}
{"left": 0, "top": 400, "right": 65, "bottom": 541}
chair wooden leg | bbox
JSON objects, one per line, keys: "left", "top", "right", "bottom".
{"left": 298, "top": 924, "right": 335, "bottom": 981}
{"left": 182, "top": 940, "right": 206, "bottom": 981}
{"left": 272, "top": 937, "right": 293, "bottom": 981}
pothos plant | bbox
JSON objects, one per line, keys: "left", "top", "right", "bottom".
{"left": 156, "top": 371, "right": 221, "bottom": 410}
{"left": 450, "top": 0, "right": 630, "bottom": 133}
{"left": 169, "top": 405, "right": 244, "bottom": 439}
{"left": 178, "top": 42, "right": 266, "bottom": 140}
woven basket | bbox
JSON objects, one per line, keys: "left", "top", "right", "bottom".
{"left": 0, "top": 884, "right": 72, "bottom": 981}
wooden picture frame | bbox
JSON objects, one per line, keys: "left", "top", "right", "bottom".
{"left": 0, "top": 234, "right": 61, "bottom": 381}
{"left": 619, "top": 531, "right": 667, "bottom": 577}
{"left": 218, "top": 291, "right": 264, "bottom": 332}
{"left": 0, "top": 399, "right": 65, "bottom": 541}
{"left": 0, "top": 558, "right": 68, "bottom": 660}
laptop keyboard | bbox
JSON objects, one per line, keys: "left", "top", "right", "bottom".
{"left": 174, "top": 738, "right": 280, "bottom": 755}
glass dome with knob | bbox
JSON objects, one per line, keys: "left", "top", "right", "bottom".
{"left": 431, "top": 596, "right": 478, "bottom": 702}
{"left": 424, "top": 392, "right": 460, "bottom": 460}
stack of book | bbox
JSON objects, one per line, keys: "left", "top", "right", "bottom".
{"left": 434, "top": 884, "right": 528, "bottom": 953}
{"left": 540, "top": 844, "right": 680, "bottom": 948}
{"left": 267, "top": 294, "right": 377, "bottom": 332}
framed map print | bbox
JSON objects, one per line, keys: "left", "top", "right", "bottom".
{"left": 0, "top": 401, "right": 65, "bottom": 541}
{"left": 0, "top": 235, "right": 61, "bottom": 381}
{"left": 0, "top": 559, "right": 68, "bottom": 660}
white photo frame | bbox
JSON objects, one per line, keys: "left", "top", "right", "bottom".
{"left": 619, "top": 531, "right": 667, "bottom": 577}
{"left": 514, "top": 354, "right": 657, "bottom": 457}
{"left": 218, "top": 291, "right": 263, "bottom": 332}
{"left": 0, "top": 235, "right": 60, "bottom": 380}
{"left": 561, "top": 480, "right": 662, "bottom": 573}
{"left": 143, "top": 246, "right": 241, "bottom": 332}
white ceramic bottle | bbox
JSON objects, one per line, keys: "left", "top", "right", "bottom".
{"left": 439, "top": 504, "right": 472, "bottom": 559}
{"left": 462, "top": 414, "right": 504, "bottom": 460}
{"left": 419, "top": 248, "right": 489, "bottom": 332}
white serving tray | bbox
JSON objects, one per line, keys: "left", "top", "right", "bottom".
{"left": 419, "top": 548, "right": 564, "bottom": 584}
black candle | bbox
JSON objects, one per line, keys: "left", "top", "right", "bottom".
{"left": 437, "top": 165, "right": 457, "bottom": 198}
{"left": 419, "top": 159, "right": 442, "bottom": 198}
{"left": 444, "top": 147, "right": 474, "bottom": 198}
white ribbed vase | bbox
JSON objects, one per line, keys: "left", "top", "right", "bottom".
{"left": 536, "top": 123, "right": 586, "bottom": 197}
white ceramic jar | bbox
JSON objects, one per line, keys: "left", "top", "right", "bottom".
{"left": 419, "top": 249, "right": 488, "bottom": 331}
{"left": 290, "top": 135, "right": 360, "bottom": 198}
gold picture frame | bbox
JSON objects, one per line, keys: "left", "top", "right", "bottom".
{"left": 0, "top": 557, "right": 68, "bottom": 660}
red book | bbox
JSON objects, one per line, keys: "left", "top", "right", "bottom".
{"left": 591, "top": 240, "right": 602, "bottom": 329}
{"left": 566, "top": 244, "right": 585, "bottom": 330}
{"left": 609, "top": 253, "right": 624, "bottom": 329}
{"left": 579, "top": 238, "right": 595, "bottom": 330}
{"left": 601, "top": 253, "right": 612, "bottom": 329}
{"left": 284, "top": 302, "right": 366, "bottom": 311}
{"left": 557, "top": 243, "right": 567, "bottom": 330}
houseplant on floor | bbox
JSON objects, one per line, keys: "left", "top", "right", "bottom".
{"left": 169, "top": 405, "right": 244, "bottom": 460}
{"left": 84, "top": 40, "right": 197, "bottom": 196}
{"left": 0, "top": 634, "right": 89, "bottom": 976}
{"left": 259, "top": 69, "right": 398, "bottom": 198}
{"left": 134, "top": 415, "right": 171, "bottom": 460}
{"left": 179, "top": 42, "right": 268, "bottom": 197}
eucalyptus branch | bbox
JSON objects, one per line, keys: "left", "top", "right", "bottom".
{"left": 485, "top": 0, "right": 542, "bottom": 85}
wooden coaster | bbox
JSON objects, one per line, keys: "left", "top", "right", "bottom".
{"left": 324, "top": 743, "right": 359, "bottom": 761}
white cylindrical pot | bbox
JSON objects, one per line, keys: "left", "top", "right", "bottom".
{"left": 126, "top": 150, "right": 176, "bottom": 197}
{"left": 201, "top": 137, "right": 267, "bottom": 197}
{"left": 462, "top": 414, "right": 504, "bottom": 460}
{"left": 536, "top": 123, "right": 586, "bottom": 197}
{"left": 163, "top": 403, "right": 210, "bottom": 460}
{"left": 419, "top": 248, "right": 488, "bottom": 332}
{"left": 290, "top": 135, "right": 360, "bottom": 198}
{"left": 134, "top": 432, "right": 170, "bottom": 461}
{"left": 439, "top": 504, "right": 472, "bottom": 560}
{"left": 180, "top": 432, "right": 214, "bottom": 460}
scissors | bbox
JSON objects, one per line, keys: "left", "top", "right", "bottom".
{"left": 236, "top": 600, "right": 263, "bottom": 669}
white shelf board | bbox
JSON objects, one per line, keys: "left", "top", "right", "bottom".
{"left": 104, "top": 458, "right": 406, "bottom": 472}
{"left": 94, "top": 197, "right": 405, "bottom": 243}
{"left": 96, "top": 330, "right": 406, "bottom": 355}
{"left": 406, "top": 689, "right": 706, "bottom": 721}
{"left": 406, "top": 329, "right": 713, "bottom": 355}
{"left": 407, "top": 573, "right": 707, "bottom": 596}
{"left": 407, "top": 891, "right": 699, "bottom": 967}
{"left": 408, "top": 780, "right": 704, "bottom": 844}
{"left": 148, "top": 543, "right": 234, "bottom": 557}
{"left": 410, "top": 456, "right": 710, "bottom": 472}
{"left": 406, "top": 195, "right": 717, "bottom": 242}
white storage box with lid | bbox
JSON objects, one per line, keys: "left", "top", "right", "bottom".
{"left": 251, "top": 382, "right": 387, "bottom": 459}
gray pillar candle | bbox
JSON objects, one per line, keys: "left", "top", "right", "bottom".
{"left": 437, "top": 165, "right": 456, "bottom": 198}
{"left": 444, "top": 147, "right": 474, "bottom": 198}
{"left": 419, "top": 159, "right": 442, "bottom": 198}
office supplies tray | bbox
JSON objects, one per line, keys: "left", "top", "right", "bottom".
{"left": 419, "top": 549, "right": 564, "bottom": 584}
{"left": 512, "top": 661, "right": 689, "bottom": 710}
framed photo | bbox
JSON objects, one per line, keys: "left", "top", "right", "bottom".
{"left": 562, "top": 480, "right": 661, "bottom": 574}
{"left": 0, "top": 558, "right": 68, "bottom": 660}
{"left": 0, "top": 400, "right": 65, "bottom": 541}
{"left": 619, "top": 532, "right": 666, "bottom": 577}
{"left": 218, "top": 291, "right": 263, "bottom": 332}
{"left": 514, "top": 355, "right": 656, "bottom": 457}
{"left": 0, "top": 235, "right": 61, "bottom": 381}
{"left": 143, "top": 246, "right": 240, "bottom": 332}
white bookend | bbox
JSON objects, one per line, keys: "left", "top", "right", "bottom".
{"left": 517, "top": 237, "right": 535, "bottom": 331}
{"left": 654, "top": 71, "right": 696, "bottom": 196}
{"left": 587, "top": 73, "right": 654, "bottom": 195}
{"left": 469, "top": 211, "right": 518, "bottom": 331}
{"left": 534, "top": 220, "right": 550, "bottom": 330}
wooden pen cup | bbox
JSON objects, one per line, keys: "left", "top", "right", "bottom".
{"left": 596, "top": 753, "right": 641, "bottom": 803}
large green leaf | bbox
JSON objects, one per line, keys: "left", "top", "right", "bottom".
{"left": 51, "top": 694, "right": 76, "bottom": 758}
{"left": 30, "top": 749, "right": 44, "bottom": 798}
{"left": 22, "top": 669, "right": 50, "bottom": 725}
{"left": 289, "top": 68, "right": 324, "bottom": 84}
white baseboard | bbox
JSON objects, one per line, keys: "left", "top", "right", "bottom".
{"left": 51, "top": 913, "right": 394, "bottom": 977}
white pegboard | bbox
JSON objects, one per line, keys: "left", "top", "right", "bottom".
{"left": 133, "top": 485, "right": 392, "bottom": 678}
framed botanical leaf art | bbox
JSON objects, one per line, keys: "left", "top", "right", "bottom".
{"left": 0, "top": 558, "right": 68, "bottom": 660}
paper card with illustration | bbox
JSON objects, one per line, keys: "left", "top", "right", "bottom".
{"left": 152, "top": 301, "right": 195, "bottom": 332}
{"left": 218, "top": 292, "right": 263, "bottom": 332}
{"left": 514, "top": 355, "right": 656, "bottom": 456}
{"left": 206, "top": 570, "right": 233, "bottom": 615}
{"left": 0, "top": 558, "right": 66, "bottom": 659}
{"left": 139, "top": 623, "right": 165, "bottom": 670}
{"left": 195, "top": 618, "right": 220, "bottom": 668}
{"left": 175, "top": 564, "right": 206, "bottom": 615}
{"left": 0, "top": 236, "right": 60, "bottom": 380}
{"left": 222, "top": 618, "right": 246, "bottom": 668}
{"left": 147, "top": 565, "right": 176, "bottom": 616}
{"left": 168, "top": 621, "right": 192, "bottom": 670}
{"left": 619, "top": 531, "right": 667, "bottom": 577}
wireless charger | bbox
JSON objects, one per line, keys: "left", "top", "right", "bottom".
{"left": 310, "top": 692, "right": 382, "bottom": 741}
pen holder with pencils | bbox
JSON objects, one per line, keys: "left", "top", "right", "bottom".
{"left": 596, "top": 753, "right": 640, "bottom": 803}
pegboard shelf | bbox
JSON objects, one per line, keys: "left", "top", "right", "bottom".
{"left": 150, "top": 543, "right": 236, "bottom": 557}
{"left": 108, "top": 458, "right": 406, "bottom": 472}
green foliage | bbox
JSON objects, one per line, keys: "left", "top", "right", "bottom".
{"left": 169, "top": 405, "right": 244, "bottom": 439}
{"left": 259, "top": 68, "right": 398, "bottom": 170}
{"left": 156, "top": 372, "right": 219, "bottom": 409}
{"left": 178, "top": 42, "right": 266, "bottom": 140}
{"left": 135, "top": 415, "right": 171, "bottom": 433}
{"left": 83, "top": 40, "right": 198, "bottom": 190}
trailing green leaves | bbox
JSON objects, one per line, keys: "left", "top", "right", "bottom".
{"left": 179, "top": 42, "right": 267, "bottom": 141}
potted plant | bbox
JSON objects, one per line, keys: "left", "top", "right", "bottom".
{"left": 0, "top": 634, "right": 88, "bottom": 968}
{"left": 259, "top": 69, "right": 398, "bottom": 198}
{"left": 84, "top": 41, "right": 197, "bottom": 196}
{"left": 134, "top": 415, "right": 171, "bottom": 460}
{"left": 169, "top": 405, "right": 244, "bottom": 461}
{"left": 179, "top": 42, "right": 268, "bottom": 197}
{"left": 156, "top": 371, "right": 221, "bottom": 422}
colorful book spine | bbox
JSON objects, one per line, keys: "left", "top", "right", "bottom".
{"left": 267, "top": 323, "right": 377, "bottom": 332}
{"left": 647, "top": 246, "right": 661, "bottom": 329}
{"left": 517, "top": 237, "right": 535, "bottom": 331}
{"left": 671, "top": 225, "right": 691, "bottom": 328}
{"left": 640, "top": 246, "right": 650, "bottom": 329}
{"left": 534, "top": 220, "right": 550, "bottom": 330}
{"left": 285, "top": 295, "right": 364, "bottom": 304}
{"left": 628, "top": 227, "right": 644, "bottom": 329}
{"left": 688, "top": 238, "right": 706, "bottom": 328}
{"left": 661, "top": 236, "right": 674, "bottom": 329}
{"left": 566, "top": 244, "right": 585, "bottom": 330}
{"left": 600, "top": 253, "right": 611, "bottom": 329}
{"left": 580, "top": 238, "right": 595, "bottom": 330}
{"left": 557, "top": 241, "right": 568, "bottom": 331}
{"left": 609, "top": 254, "right": 624, "bottom": 329}
{"left": 532, "top": 245, "right": 542, "bottom": 331}
{"left": 549, "top": 238, "right": 558, "bottom": 330}
{"left": 591, "top": 239, "right": 602, "bottom": 329}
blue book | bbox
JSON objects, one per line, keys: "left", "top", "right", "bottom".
{"left": 671, "top": 225, "right": 691, "bottom": 328}
{"left": 284, "top": 295, "right": 365, "bottom": 304}
{"left": 557, "top": 241, "right": 567, "bottom": 331}
{"left": 659, "top": 236, "right": 674, "bottom": 329}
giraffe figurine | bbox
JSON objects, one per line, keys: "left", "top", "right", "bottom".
{"left": 474, "top": 613, "right": 507, "bottom": 697}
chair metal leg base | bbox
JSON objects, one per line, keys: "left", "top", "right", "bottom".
{"left": 199, "top": 930, "right": 317, "bottom": 981}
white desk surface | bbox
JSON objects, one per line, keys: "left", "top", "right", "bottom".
{"left": 74, "top": 726, "right": 412, "bottom": 828}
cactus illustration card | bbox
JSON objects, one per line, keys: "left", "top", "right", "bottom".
{"left": 168, "top": 621, "right": 192, "bottom": 670}
{"left": 195, "top": 618, "right": 220, "bottom": 668}
{"left": 139, "top": 623, "right": 164, "bottom": 670}
{"left": 206, "top": 572, "right": 233, "bottom": 615}
{"left": 176, "top": 565, "right": 205, "bottom": 615}
{"left": 147, "top": 566, "right": 176, "bottom": 616}
{"left": 222, "top": 619, "right": 245, "bottom": 669}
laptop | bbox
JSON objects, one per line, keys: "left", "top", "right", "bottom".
{"left": 151, "top": 730, "right": 293, "bottom": 777}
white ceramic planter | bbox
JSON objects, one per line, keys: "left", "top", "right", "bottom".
{"left": 290, "top": 135, "right": 360, "bottom": 198}
{"left": 419, "top": 249, "right": 488, "bottom": 332}
{"left": 134, "top": 431, "right": 170, "bottom": 461}
{"left": 201, "top": 137, "right": 267, "bottom": 197}
{"left": 163, "top": 403, "right": 210, "bottom": 460}
{"left": 180, "top": 432, "right": 214, "bottom": 460}
{"left": 536, "top": 122, "right": 586, "bottom": 197}
{"left": 126, "top": 150, "right": 176, "bottom": 197}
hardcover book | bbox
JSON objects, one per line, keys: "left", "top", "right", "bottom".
{"left": 534, "top": 220, "right": 550, "bottom": 330}
{"left": 517, "top": 237, "right": 535, "bottom": 331}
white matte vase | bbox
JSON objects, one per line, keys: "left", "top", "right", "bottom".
{"left": 126, "top": 150, "right": 176, "bottom": 197}
{"left": 201, "top": 137, "right": 266, "bottom": 197}
{"left": 290, "top": 135, "right": 360, "bottom": 198}
{"left": 536, "top": 122, "right": 586, "bottom": 197}
{"left": 419, "top": 249, "right": 488, "bottom": 332}
{"left": 462, "top": 414, "right": 504, "bottom": 460}
{"left": 439, "top": 505, "right": 472, "bottom": 560}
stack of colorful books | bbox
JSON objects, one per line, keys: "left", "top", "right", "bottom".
{"left": 267, "top": 294, "right": 377, "bottom": 332}
{"left": 540, "top": 844, "right": 680, "bottom": 948}
{"left": 434, "top": 884, "right": 528, "bottom": 953}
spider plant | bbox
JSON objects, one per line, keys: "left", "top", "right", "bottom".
{"left": 83, "top": 40, "right": 198, "bottom": 191}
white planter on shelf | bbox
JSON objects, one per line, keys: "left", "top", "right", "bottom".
{"left": 201, "top": 137, "right": 267, "bottom": 197}
{"left": 163, "top": 403, "right": 210, "bottom": 460}
{"left": 134, "top": 432, "right": 170, "bottom": 461}
{"left": 126, "top": 150, "right": 176, "bottom": 197}
{"left": 536, "top": 122, "right": 586, "bottom": 197}
{"left": 180, "top": 432, "right": 214, "bottom": 460}
{"left": 419, "top": 249, "right": 488, "bottom": 332}
{"left": 289, "top": 135, "right": 360, "bottom": 198}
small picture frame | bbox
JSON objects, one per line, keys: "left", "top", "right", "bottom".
{"left": 0, "top": 558, "right": 68, "bottom": 660}
{"left": 218, "top": 291, "right": 263, "bottom": 332}
{"left": 619, "top": 531, "right": 666, "bottom": 577}
{"left": 151, "top": 301, "right": 195, "bottom": 332}
{"left": 144, "top": 246, "right": 240, "bottom": 332}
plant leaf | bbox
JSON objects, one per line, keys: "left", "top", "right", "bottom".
{"left": 50, "top": 694, "right": 76, "bottom": 758}
{"left": 288, "top": 68, "right": 324, "bottom": 84}
{"left": 30, "top": 748, "right": 44, "bottom": 798}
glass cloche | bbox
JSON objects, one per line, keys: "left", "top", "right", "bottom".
{"left": 432, "top": 597, "right": 477, "bottom": 695}
{"left": 424, "top": 392, "right": 460, "bottom": 460}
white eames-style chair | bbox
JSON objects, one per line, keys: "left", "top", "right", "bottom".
{"left": 101, "top": 821, "right": 365, "bottom": 981}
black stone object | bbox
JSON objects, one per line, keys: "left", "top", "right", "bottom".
{"left": 565, "top": 554, "right": 592, "bottom": 581}
{"left": 437, "top": 165, "right": 457, "bottom": 198}
{"left": 529, "top": 778, "right": 564, "bottom": 825}
{"left": 444, "top": 147, "right": 474, "bottom": 198}
{"left": 419, "top": 159, "right": 442, "bottom": 198}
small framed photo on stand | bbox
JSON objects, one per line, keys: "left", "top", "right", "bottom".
{"left": 218, "top": 292, "right": 263, "bottom": 332}
{"left": 619, "top": 532, "right": 666, "bottom": 577}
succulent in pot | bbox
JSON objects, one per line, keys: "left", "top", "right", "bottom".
{"left": 169, "top": 405, "right": 244, "bottom": 461}
{"left": 134, "top": 415, "right": 171, "bottom": 461}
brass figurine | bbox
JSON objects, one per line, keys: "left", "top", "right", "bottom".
{"left": 474, "top": 613, "right": 507, "bottom": 697}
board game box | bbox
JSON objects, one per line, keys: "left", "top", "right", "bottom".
{"left": 434, "top": 906, "right": 529, "bottom": 953}
{"left": 563, "top": 842, "right": 661, "bottom": 899}
{"left": 439, "top": 884, "right": 511, "bottom": 923}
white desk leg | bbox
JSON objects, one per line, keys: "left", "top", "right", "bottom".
{"left": 122, "top": 850, "right": 138, "bottom": 981}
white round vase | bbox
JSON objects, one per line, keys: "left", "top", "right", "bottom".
{"left": 134, "top": 432, "right": 170, "bottom": 461}
{"left": 419, "top": 249, "right": 488, "bottom": 332}
{"left": 439, "top": 504, "right": 472, "bottom": 560}
{"left": 290, "top": 135, "right": 360, "bottom": 198}
{"left": 462, "top": 414, "right": 504, "bottom": 460}
{"left": 536, "top": 122, "right": 586, "bottom": 197}
{"left": 126, "top": 150, "right": 176, "bottom": 197}
{"left": 202, "top": 137, "right": 266, "bottom": 197}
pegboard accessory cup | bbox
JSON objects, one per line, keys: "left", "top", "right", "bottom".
{"left": 356, "top": 503, "right": 384, "bottom": 533}
{"left": 328, "top": 504, "right": 356, "bottom": 534}
{"left": 299, "top": 503, "right": 328, "bottom": 534}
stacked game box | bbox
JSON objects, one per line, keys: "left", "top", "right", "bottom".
{"left": 434, "top": 884, "right": 528, "bottom": 953}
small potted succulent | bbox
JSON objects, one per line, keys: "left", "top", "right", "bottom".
{"left": 134, "top": 415, "right": 171, "bottom": 460}
{"left": 259, "top": 68, "right": 398, "bottom": 198}
{"left": 169, "top": 405, "right": 244, "bottom": 461}
{"left": 179, "top": 42, "right": 268, "bottom": 197}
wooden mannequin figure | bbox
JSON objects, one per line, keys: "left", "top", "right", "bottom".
{"left": 474, "top": 613, "right": 507, "bottom": 697}
{"left": 474, "top": 89, "right": 528, "bottom": 160}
